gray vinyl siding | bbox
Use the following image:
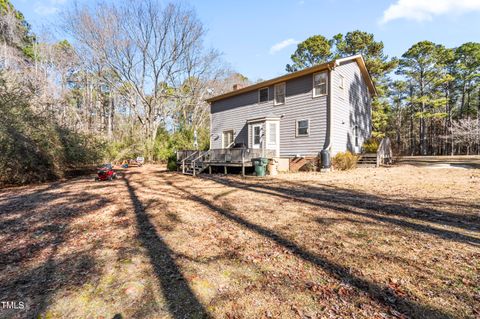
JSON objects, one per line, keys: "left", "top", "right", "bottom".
{"left": 210, "top": 73, "right": 327, "bottom": 157}
{"left": 331, "top": 61, "right": 371, "bottom": 155}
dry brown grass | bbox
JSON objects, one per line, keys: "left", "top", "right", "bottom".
{"left": 0, "top": 165, "right": 479, "bottom": 318}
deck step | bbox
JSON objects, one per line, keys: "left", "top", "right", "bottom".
{"left": 357, "top": 153, "right": 378, "bottom": 168}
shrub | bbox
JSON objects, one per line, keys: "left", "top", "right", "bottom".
{"left": 167, "top": 153, "right": 177, "bottom": 171}
{"left": 332, "top": 151, "right": 358, "bottom": 170}
{"left": 0, "top": 73, "right": 105, "bottom": 185}
{"left": 362, "top": 137, "right": 379, "bottom": 153}
{"left": 153, "top": 126, "right": 210, "bottom": 162}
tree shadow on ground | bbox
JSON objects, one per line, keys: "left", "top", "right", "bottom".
{"left": 124, "top": 173, "right": 210, "bottom": 319}
{"left": 0, "top": 181, "right": 107, "bottom": 318}
{"left": 284, "top": 179, "right": 480, "bottom": 230}
{"left": 201, "top": 176, "right": 479, "bottom": 247}
{"left": 160, "top": 174, "right": 454, "bottom": 319}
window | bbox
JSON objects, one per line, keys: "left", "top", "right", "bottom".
{"left": 258, "top": 88, "right": 269, "bottom": 103}
{"left": 339, "top": 74, "right": 345, "bottom": 99}
{"left": 253, "top": 125, "right": 261, "bottom": 146}
{"left": 353, "top": 125, "right": 359, "bottom": 147}
{"left": 268, "top": 123, "right": 277, "bottom": 144}
{"left": 222, "top": 130, "right": 234, "bottom": 148}
{"left": 274, "top": 83, "right": 286, "bottom": 105}
{"left": 313, "top": 72, "right": 328, "bottom": 97}
{"left": 296, "top": 119, "right": 309, "bottom": 137}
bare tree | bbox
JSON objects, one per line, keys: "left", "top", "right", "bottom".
{"left": 63, "top": 0, "right": 221, "bottom": 158}
{"left": 0, "top": 8, "right": 26, "bottom": 69}
{"left": 450, "top": 118, "right": 480, "bottom": 155}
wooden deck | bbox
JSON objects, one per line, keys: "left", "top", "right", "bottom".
{"left": 177, "top": 149, "right": 276, "bottom": 176}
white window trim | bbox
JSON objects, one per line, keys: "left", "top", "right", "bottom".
{"left": 312, "top": 71, "right": 328, "bottom": 98}
{"left": 274, "top": 82, "right": 286, "bottom": 105}
{"left": 296, "top": 119, "right": 310, "bottom": 137}
{"left": 267, "top": 122, "right": 278, "bottom": 145}
{"left": 222, "top": 129, "right": 234, "bottom": 149}
{"left": 258, "top": 87, "right": 269, "bottom": 103}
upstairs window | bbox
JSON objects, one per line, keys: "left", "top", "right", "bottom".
{"left": 313, "top": 72, "right": 328, "bottom": 97}
{"left": 339, "top": 74, "right": 346, "bottom": 99}
{"left": 339, "top": 74, "right": 344, "bottom": 90}
{"left": 258, "top": 87, "right": 269, "bottom": 103}
{"left": 274, "top": 83, "right": 286, "bottom": 105}
{"left": 296, "top": 119, "right": 309, "bottom": 137}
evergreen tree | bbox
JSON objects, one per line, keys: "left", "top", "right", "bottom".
{"left": 286, "top": 30, "right": 397, "bottom": 137}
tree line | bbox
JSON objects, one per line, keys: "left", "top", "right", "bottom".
{"left": 1, "top": 1, "right": 479, "bottom": 185}
{"left": 286, "top": 31, "right": 480, "bottom": 155}
{"left": 0, "top": 0, "right": 245, "bottom": 184}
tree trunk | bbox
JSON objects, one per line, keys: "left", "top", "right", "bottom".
{"left": 107, "top": 91, "right": 113, "bottom": 139}
{"left": 419, "top": 76, "right": 427, "bottom": 156}
{"left": 460, "top": 82, "right": 466, "bottom": 116}
{"left": 477, "top": 87, "right": 480, "bottom": 155}
{"left": 446, "top": 88, "right": 451, "bottom": 155}
{"left": 420, "top": 100, "right": 426, "bottom": 155}
{"left": 409, "top": 85, "right": 415, "bottom": 155}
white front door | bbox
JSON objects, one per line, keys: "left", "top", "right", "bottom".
{"left": 252, "top": 124, "right": 262, "bottom": 149}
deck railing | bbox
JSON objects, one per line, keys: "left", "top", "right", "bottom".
{"left": 204, "top": 148, "right": 276, "bottom": 163}
{"left": 177, "top": 148, "right": 277, "bottom": 176}
{"left": 176, "top": 150, "right": 198, "bottom": 162}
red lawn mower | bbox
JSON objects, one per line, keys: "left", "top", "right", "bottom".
{"left": 95, "top": 163, "right": 117, "bottom": 181}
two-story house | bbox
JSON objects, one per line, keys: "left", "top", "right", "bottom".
{"left": 204, "top": 55, "right": 376, "bottom": 171}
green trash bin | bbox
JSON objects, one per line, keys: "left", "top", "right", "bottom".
{"left": 252, "top": 157, "right": 268, "bottom": 177}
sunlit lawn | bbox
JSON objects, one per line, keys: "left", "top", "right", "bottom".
{"left": 1, "top": 165, "right": 479, "bottom": 318}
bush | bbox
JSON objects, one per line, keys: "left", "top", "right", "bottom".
{"left": 58, "top": 128, "right": 105, "bottom": 165}
{"left": 0, "top": 73, "right": 105, "bottom": 185}
{"left": 167, "top": 153, "right": 177, "bottom": 171}
{"left": 332, "top": 151, "right": 358, "bottom": 170}
{"left": 362, "top": 137, "right": 379, "bottom": 153}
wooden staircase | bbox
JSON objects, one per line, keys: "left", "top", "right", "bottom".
{"left": 357, "top": 138, "right": 394, "bottom": 168}
{"left": 182, "top": 161, "right": 209, "bottom": 176}
{"left": 357, "top": 153, "right": 378, "bottom": 167}
{"left": 180, "top": 150, "right": 210, "bottom": 176}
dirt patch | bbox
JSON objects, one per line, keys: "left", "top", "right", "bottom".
{"left": 1, "top": 165, "right": 479, "bottom": 318}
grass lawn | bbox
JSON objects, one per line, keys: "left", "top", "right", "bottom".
{"left": 0, "top": 165, "right": 479, "bottom": 318}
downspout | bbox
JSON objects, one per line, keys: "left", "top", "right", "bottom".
{"left": 322, "top": 63, "right": 335, "bottom": 155}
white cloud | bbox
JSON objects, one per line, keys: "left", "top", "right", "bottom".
{"left": 269, "top": 38, "right": 299, "bottom": 55}
{"left": 33, "top": 0, "right": 67, "bottom": 16}
{"left": 34, "top": 4, "right": 59, "bottom": 15}
{"left": 380, "top": 0, "right": 480, "bottom": 24}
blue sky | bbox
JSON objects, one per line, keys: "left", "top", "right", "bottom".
{"left": 11, "top": 0, "right": 480, "bottom": 81}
